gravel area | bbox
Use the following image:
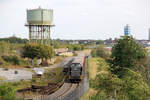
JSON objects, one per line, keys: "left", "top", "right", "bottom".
{"left": 0, "top": 57, "right": 73, "bottom": 82}
{"left": 0, "top": 68, "right": 33, "bottom": 82}
{"left": 43, "top": 57, "right": 73, "bottom": 69}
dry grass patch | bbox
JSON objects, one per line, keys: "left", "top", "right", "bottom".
{"left": 79, "top": 57, "right": 110, "bottom": 100}
{"left": 78, "top": 89, "right": 97, "bottom": 100}
{"left": 88, "top": 58, "right": 99, "bottom": 79}
{"left": 79, "top": 58, "right": 99, "bottom": 100}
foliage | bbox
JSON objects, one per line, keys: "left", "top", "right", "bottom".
{"left": 32, "top": 58, "right": 39, "bottom": 67}
{"left": 22, "top": 43, "right": 55, "bottom": 60}
{"left": 2, "top": 55, "right": 20, "bottom": 65}
{"left": 66, "top": 44, "right": 84, "bottom": 51}
{"left": 90, "top": 57, "right": 150, "bottom": 100}
{"left": 22, "top": 43, "right": 39, "bottom": 59}
{"left": 109, "top": 36, "right": 146, "bottom": 75}
{"left": 0, "top": 36, "right": 28, "bottom": 44}
{"left": 91, "top": 45, "right": 110, "bottom": 59}
{"left": 53, "top": 41, "right": 61, "bottom": 49}
{"left": 97, "top": 58, "right": 110, "bottom": 72}
{"left": 0, "top": 57, "right": 5, "bottom": 65}
{"left": 0, "top": 83, "right": 16, "bottom": 100}
{"left": 121, "top": 69, "right": 150, "bottom": 100}
{"left": 91, "top": 72, "right": 123, "bottom": 99}
{"left": 0, "top": 41, "right": 24, "bottom": 58}
{"left": 135, "top": 56, "right": 150, "bottom": 85}
{"left": 90, "top": 91, "right": 107, "bottom": 100}
{"left": 38, "top": 44, "right": 55, "bottom": 60}
{"left": 0, "top": 41, "right": 10, "bottom": 56}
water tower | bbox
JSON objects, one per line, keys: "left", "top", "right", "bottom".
{"left": 25, "top": 7, "right": 54, "bottom": 44}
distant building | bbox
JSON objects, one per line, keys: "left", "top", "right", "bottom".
{"left": 149, "top": 28, "right": 150, "bottom": 40}
{"left": 124, "top": 24, "right": 130, "bottom": 36}
{"left": 55, "top": 48, "right": 68, "bottom": 55}
{"left": 69, "top": 40, "right": 79, "bottom": 44}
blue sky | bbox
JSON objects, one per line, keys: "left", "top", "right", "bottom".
{"left": 0, "top": 0, "right": 150, "bottom": 40}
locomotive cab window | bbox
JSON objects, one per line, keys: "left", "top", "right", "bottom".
{"left": 71, "top": 63, "right": 81, "bottom": 68}
{"left": 71, "top": 63, "right": 81, "bottom": 71}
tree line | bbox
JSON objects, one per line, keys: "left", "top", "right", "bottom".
{"left": 90, "top": 36, "right": 150, "bottom": 100}
{"left": 0, "top": 36, "right": 28, "bottom": 44}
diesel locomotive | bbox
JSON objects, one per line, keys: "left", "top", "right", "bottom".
{"left": 64, "top": 54, "right": 86, "bottom": 83}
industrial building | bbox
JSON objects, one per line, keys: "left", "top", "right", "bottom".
{"left": 25, "top": 7, "right": 54, "bottom": 44}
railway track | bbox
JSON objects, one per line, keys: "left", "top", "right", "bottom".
{"left": 30, "top": 55, "right": 88, "bottom": 100}
{"left": 31, "top": 83, "right": 78, "bottom": 100}
{"left": 52, "top": 83, "right": 78, "bottom": 99}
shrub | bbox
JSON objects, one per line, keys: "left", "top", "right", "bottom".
{"left": 0, "top": 83, "right": 16, "bottom": 100}
{"left": 90, "top": 91, "right": 107, "bottom": 100}
{"left": 109, "top": 36, "right": 146, "bottom": 76}
{"left": 2, "top": 55, "right": 20, "bottom": 65}
{"left": 91, "top": 45, "right": 110, "bottom": 59}
{"left": 0, "top": 57, "right": 5, "bottom": 66}
{"left": 121, "top": 69, "right": 150, "bottom": 100}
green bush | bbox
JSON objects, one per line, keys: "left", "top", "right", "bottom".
{"left": 121, "top": 69, "right": 150, "bottom": 100}
{"left": 0, "top": 83, "right": 16, "bottom": 100}
{"left": 109, "top": 36, "right": 146, "bottom": 76}
{"left": 22, "top": 43, "right": 55, "bottom": 60}
{"left": 90, "top": 91, "right": 107, "bottom": 100}
{"left": 0, "top": 57, "right": 5, "bottom": 66}
{"left": 92, "top": 72, "right": 123, "bottom": 99}
{"left": 90, "top": 58, "right": 150, "bottom": 100}
{"left": 2, "top": 55, "right": 20, "bottom": 65}
{"left": 91, "top": 45, "right": 110, "bottom": 59}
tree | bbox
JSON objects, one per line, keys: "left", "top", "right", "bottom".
{"left": 38, "top": 45, "right": 55, "bottom": 60}
{"left": 0, "top": 41, "right": 10, "bottom": 56}
{"left": 53, "top": 41, "right": 60, "bottom": 49}
{"left": 90, "top": 58, "right": 150, "bottom": 100}
{"left": 22, "top": 43, "right": 40, "bottom": 59}
{"left": 66, "top": 44, "right": 83, "bottom": 51}
{"left": 92, "top": 72, "right": 123, "bottom": 99}
{"left": 22, "top": 43, "right": 55, "bottom": 62}
{"left": 109, "top": 36, "right": 146, "bottom": 75}
{"left": 2, "top": 55, "right": 20, "bottom": 65}
{"left": 0, "top": 36, "right": 28, "bottom": 44}
{"left": 122, "top": 69, "right": 150, "bottom": 100}
{"left": 91, "top": 45, "right": 110, "bottom": 59}
{"left": 135, "top": 56, "right": 150, "bottom": 85}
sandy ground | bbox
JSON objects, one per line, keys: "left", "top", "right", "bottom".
{"left": 0, "top": 68, "right": 33, "bottom": 82}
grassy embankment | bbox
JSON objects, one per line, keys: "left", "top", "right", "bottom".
{"left": 79, "top": 57, "right": 109, "bottom": 100}
{"left": 79, "top": 57, "right": 100, "bottom": 100}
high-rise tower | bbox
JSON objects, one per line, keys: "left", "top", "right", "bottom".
{"left": 124, "top": 24, "right": 130, "bottom": 36}
{"left": 148, "top": 28, "right": 150, "bottom": 41}
{"left": 25, "top": 7, "right": 54, "bottom": 44}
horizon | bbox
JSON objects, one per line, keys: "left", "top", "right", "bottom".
{"left": 0, "top": 0, "right": 150, "bottom": 40}
{"left": 0, "top": 35, "right": 149, "bottom": 41}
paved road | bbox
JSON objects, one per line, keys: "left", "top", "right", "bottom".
{"left": 0, "top": 68, "right": 33, "bottom": 82}
{"left": 43, "top": 57, "right": 73, "bottom": 69}
{"left": 0, "top": 57, "right": 73, "bottom": 82}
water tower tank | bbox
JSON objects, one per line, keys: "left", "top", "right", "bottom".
{"left": 27, "top": 8, "right": 53, "bottom": 25}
